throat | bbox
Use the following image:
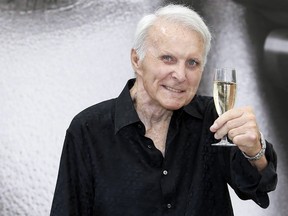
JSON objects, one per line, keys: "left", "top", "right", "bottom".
{"left": 145, "top": 120, "right": 170, "bottom": 156}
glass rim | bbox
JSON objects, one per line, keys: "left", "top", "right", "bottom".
{"left": 215, "top": 67, "right": 236, "bottom": 71}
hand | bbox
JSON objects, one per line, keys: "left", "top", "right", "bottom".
{"left": 210, "top": 106, "right": 262, "bottom": 157}
{"left": 210, "top": 106, "right": 268, "bottom": 171}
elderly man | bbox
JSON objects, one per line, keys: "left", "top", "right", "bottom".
{"left": 50, "top": 4, "right": 277, "bottom": 216}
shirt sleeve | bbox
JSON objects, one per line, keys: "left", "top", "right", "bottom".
{"left": 222, "top": 140, "right": 278, "bottom": 208}
{"left": 50, "top": 122, "right": 94, "bottom": 216}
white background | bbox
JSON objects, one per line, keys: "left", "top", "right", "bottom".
{"left": 0, "top": 0, "right": 285, "bottom": 215}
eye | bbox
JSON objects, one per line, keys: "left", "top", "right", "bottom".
{"left": 161, "top": 55, "right": 175, "bottom": 63}
{"left": 187, "top": 59, "right": 198, "bottom": 68}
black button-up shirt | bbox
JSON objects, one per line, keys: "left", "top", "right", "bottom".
{"left": 50, "top": 79, "right": 277, "bottom": 216}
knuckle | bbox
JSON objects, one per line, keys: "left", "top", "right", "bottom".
{"left": 244, "top": 106, "right": 254, "bottom": 112}
{"left": 247, "top": 121, "right": 256, "bottom": 128}
{"left": 249, "top": 133, "right": 258, "bottom": 142}
{"left": 228, "top": 130, "right": 234, "bottom": 139}
{"left": 226, "top": 121, "right": 233, "bottom": 130}
{"left": 232, "top": 135, "right": 240, "bottom": 144}
{"left": 248, "top": 113, "right": 256, "bottom": 120}
{"left": 241, "top": 106, "right": 255, "bottom": 117}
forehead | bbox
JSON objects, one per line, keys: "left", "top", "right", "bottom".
{"left": 146, "top": 20, "right": 205, "bottom": 57}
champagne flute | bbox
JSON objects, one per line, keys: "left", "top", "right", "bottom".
{"left": 211, "top": 68, "right": 237, "bottom": 146}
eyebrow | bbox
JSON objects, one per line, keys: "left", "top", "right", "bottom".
{"left": 159, "top": 49, "right": 203, "bottom": 62}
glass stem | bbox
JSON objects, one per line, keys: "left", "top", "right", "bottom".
{"left": 222, "top": 135, "right": 228, "bottom": 143}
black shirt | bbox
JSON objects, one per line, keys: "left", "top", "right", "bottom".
{"left": 50, "top": 79, "right": 277, "bottom": 216}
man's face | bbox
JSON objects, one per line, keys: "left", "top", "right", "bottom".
{"left": 133, "top": 20, "right": 205, "bottom": 110}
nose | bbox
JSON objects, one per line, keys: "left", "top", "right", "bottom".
{"left": 171, "top": 63, "right": 186, "bottom": 82}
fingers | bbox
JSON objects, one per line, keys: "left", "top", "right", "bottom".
{"left": 231, "top": 131, "right": 259, "bottom": 148}
{"left": 210, "top": 106, "right": 267, "bottom": 171}
{"left": 211, "top": 114, "right": 247, "bottom": 139}
{"left": 210, "top": 107, "right": 248, "bottom": 133}
{"left": 210, "top": 106, "right": 261, "bottom": 150}
{"left": 210, "top": 107, "right": 253, "bottom": 129}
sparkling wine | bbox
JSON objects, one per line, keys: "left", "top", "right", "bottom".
{"left": 213, "top": 81, "right": 237, "bottom": 115}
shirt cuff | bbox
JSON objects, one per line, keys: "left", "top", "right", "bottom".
{"left": 230, "top": 142, "right": 277, "bottom": 208}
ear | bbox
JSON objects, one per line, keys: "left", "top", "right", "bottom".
{"left": 131, "top": 49, "right": 141, "bottom": 73}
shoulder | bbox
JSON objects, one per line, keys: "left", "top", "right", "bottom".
{"left": 187, "top": 95, "right": 215, "bottom": 112}
{"left": 183, "top": 95, "right": 217, "bottom": 120}
{"left": 193, "top": 95, "right": 214, "bottom": 106}
{"left": 68, "top": 98, "right": 116, "bottom": 133}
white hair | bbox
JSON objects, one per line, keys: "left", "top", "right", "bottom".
{"left": 132, "top": 4, "right": 212, "bottom": 66}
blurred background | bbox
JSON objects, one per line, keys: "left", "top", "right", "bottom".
{"left": 0, "top": 0, "right": 287, "bottom": 215}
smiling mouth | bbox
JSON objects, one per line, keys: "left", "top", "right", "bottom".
{"left": 164, "top": 86, "right": 185, "bottom": 93}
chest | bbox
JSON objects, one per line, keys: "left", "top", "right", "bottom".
{"left": 145, "top": 123, "right": 169, "bottom": 155}
{"left": 91, "top": 122, "right": 222, "bottom": 216}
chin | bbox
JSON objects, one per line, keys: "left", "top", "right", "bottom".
{"left": 162, "top": 103, "right": 185, "bottom": 111}
{"left": 161, "top": 95, "right": 194, "bottom": 110}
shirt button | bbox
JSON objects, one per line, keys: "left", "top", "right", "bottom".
{"left": 163, "top": 170, "right": 168, "bottom": 175}
{"left": 167, "top": 203, "right": 172, "bottom": 209}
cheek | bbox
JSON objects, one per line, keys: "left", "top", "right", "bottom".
{"left": 143, "top": 66, "right": 167, "bottom": 84}
{"left": 188, "top": 72, "right": 203, "bottom": 86}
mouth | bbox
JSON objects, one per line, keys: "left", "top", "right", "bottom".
{"left": 163, "top": 85, "right": 185, "bottom": 93}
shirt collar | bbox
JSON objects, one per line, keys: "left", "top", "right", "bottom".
{"left": 114, "top": 79, "right": 205, "bottom": 134}
{"left": 183, "top": 95, "right": 205, "bottom": 119}
{"left": 114, "top": 79, "right": 140, "bottom": 134}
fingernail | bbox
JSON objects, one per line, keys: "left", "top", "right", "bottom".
{"left": 210, "top": 123, "right": 217, "bottom": 131}
{"left": 214, "top": 133, "right": 220, "bottom": 139}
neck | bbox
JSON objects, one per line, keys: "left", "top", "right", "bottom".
{"left": 130, "top": 79, "right": 173, "bottom": 130}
